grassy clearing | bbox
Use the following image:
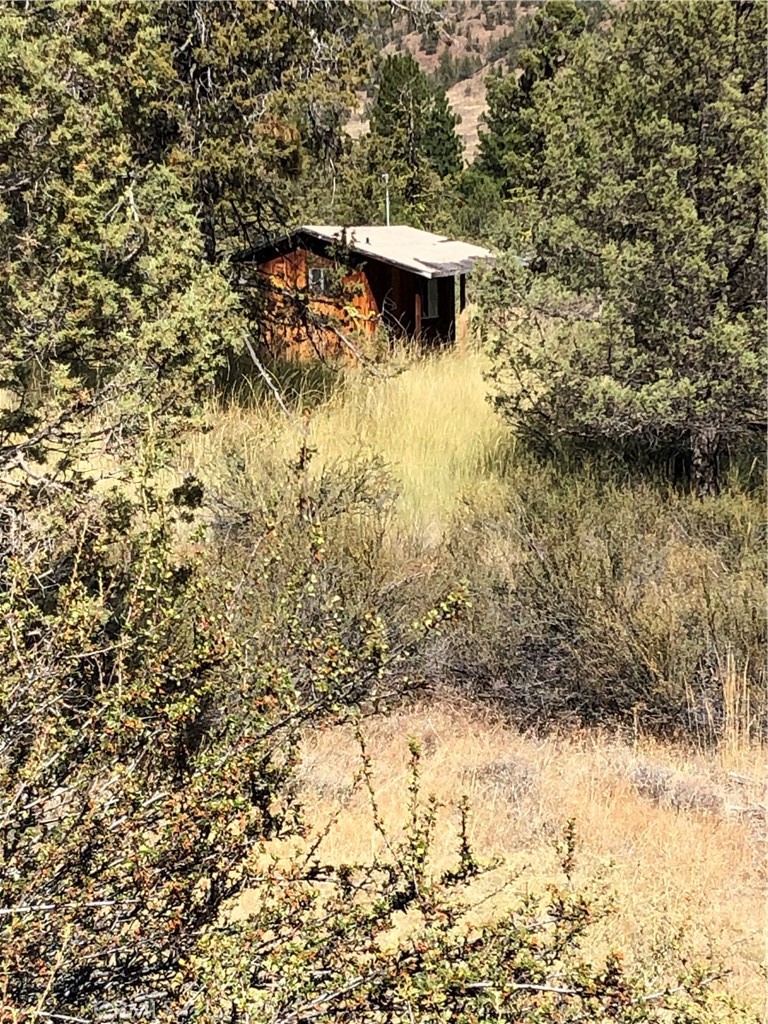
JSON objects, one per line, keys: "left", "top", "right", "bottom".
{"left": 188, "top": 345, "right": 765, "bottom": 738}
{"left": 187, "top": 347, "right": 509, "bottom": 546}
{"left": 256, "top": 699, "right": 766, "bottom": 1014}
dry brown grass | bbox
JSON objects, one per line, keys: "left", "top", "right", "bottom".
{"left": 256, "top": 699, "right": 767, "bottom": 1014}
{"left": 189, "top": 348, "right": 764, "bottom": 741}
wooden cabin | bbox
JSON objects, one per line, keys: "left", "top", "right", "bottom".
{"left": 236, "top": 225, "right": 494, "bottom": 360}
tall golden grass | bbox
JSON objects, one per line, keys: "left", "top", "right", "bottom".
{"left": 188, "top": 346, "right": 765, "bottom": 743}
{"left": 718, "top": 648, "right": 758, "bottom": 769}
{"left": 187, "top": 347, "right": 509, "bottom": 545}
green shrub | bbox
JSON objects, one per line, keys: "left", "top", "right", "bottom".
{"left": 0, "top": 459, "right": 463, "bottom": 1019}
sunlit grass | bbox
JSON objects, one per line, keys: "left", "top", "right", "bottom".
{"left": 194, "top": 345, "right": 764, "bottom": 1014}
{"left": 187, "top": 347, "right": 510, "bottom": 546}
{"left": 186, "top": 346, "right": 765, "bottom": 749}
{"left": 238, "top": 699, "right": 766, "bottom": 1014}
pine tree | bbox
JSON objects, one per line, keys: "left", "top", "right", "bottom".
{"left": 370, "top": 53, "right": 433, "bottom": 171}
{"left": 370, "top": 52, "right": 462, "bottom": 182}
{"left": 435, "top": 46, "right": 457, "bottom": 89}
{"left": 421, "top": 20, "right": 439, "bottom": 55}
{"left": 476, "top": 0, "right": 589, "bottom": 196}
{"left": 425, "top": 86, "right": 463, "bottom": 178}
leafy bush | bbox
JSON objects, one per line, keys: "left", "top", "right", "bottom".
{"left": 0, "top": 422, "right": 472, "bottom": 1020}
{"left": 207, "top": 442, "right": 434, "bottom": 704}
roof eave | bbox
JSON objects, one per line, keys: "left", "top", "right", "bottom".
{"left": 299, "top": 227, "right": 493, "bottom": 278}
{"left": 233, "top": 228, "right": 495, "bottom": 278}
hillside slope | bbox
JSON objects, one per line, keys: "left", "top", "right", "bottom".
{"left": 354, "top": 0, "right": 526, "bottom": 162}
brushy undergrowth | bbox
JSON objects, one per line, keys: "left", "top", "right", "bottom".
{"left": 439, "top": 462, "right": 765, "bottom": 739}
{"left": 190, "top": 347, "right": 765, "bottom": 744}
{"left": 293, "top": 702, "right": 766, "bottom": 1015}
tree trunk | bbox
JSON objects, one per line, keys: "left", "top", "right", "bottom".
{"left": 691, "top": 427, "right": 720, "bottom": 497}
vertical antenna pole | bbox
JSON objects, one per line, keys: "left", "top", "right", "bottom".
{"left": 382, "top": 172, "right": 390, "bottom": 226}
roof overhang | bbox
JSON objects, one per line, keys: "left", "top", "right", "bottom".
{"left": 234, "top": 225, "right": 495, "bottom": 279}
{"left": 299, "top": 225, "right": 495, "bottom": 279}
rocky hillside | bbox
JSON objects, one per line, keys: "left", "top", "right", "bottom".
{"left": 384, "top": 0, "right": 523, "bottom": 74}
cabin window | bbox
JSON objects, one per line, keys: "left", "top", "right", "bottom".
{"left": 423, "top": 279, "right": 439, "bottom": 319}
{"left": 308, "top": 267, "right": 329, "bottom": 295}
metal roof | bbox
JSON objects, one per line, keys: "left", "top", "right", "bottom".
{"left": 300, "top": 225, "right": 495, "bottom": 279}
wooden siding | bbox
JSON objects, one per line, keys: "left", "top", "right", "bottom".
{"left": 256, "top": 247, "right": 379, "bottom": 361}
{"left": 253, "top": 243, "right": 457, "bottom": 361}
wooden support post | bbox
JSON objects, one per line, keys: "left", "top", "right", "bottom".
{"left": 415, "top": 289, "right": 422, "bottom": 341}
{"left": 456, "top": 274, "right": 468, "bottom": 352}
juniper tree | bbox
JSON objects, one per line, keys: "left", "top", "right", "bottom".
{"left": 484, "top": 0, "right": 767, "bottom": 494}
{"left": 0, "top": 2, "right": 243, "bottom": 471}
{"left": 0, "top": 0, "right": 372, "bottom": 461}
{"left": 0, "top": 4, "right": 390, "bottom": 1016}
